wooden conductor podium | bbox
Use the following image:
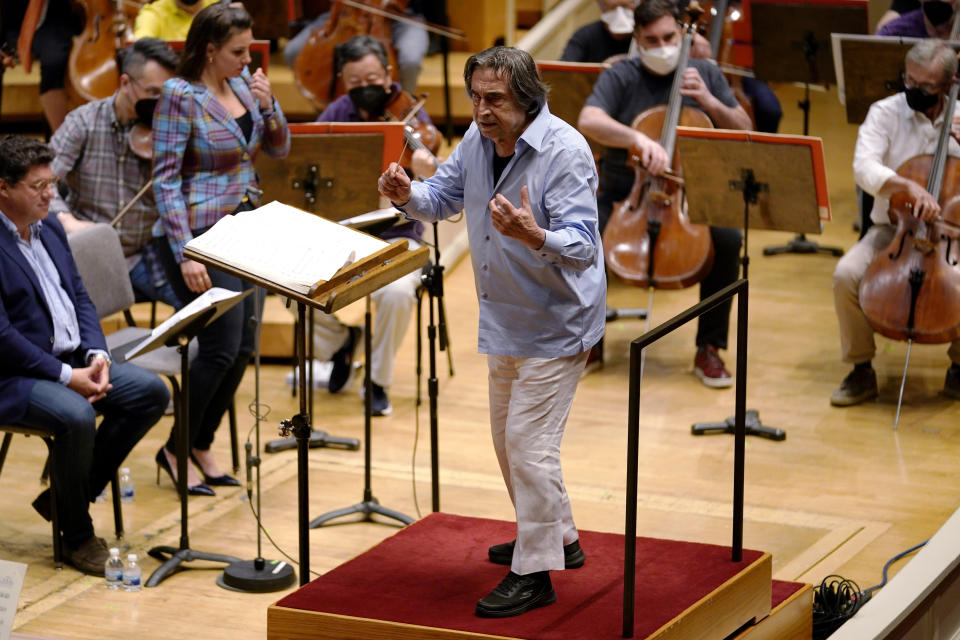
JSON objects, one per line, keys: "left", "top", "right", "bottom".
{"left": 183, "top": 201, "right": 429, "bottom": 586}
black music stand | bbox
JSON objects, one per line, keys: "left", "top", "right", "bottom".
{"left": 122, "top": 289, "right": 252, "bottom": 588}
{"left": 751, "top": 1, "right": 865, "bottom": 257}
{"left": 185, "top": 213, "right": 430, "bottom": 586}
{"left": 309, "top": 295, "right": 414, "bottom": 528}
{"left": 677, "top": 129, "right": 829, "bottom": 440}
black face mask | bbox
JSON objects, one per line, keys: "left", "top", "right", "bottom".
{"left": 134, "top": 97, "right": 159, "bottom": 127}
{"left": 180, "top": 0, "right": 201, "bottom": 5}
{"left": 349, "top": 85, "right": 389, "bottom": 115}
{"left": 905, "top": 86, "right": 941, "bottom": 112}
{"left": 923, "top": 0, "right": 954, "bottom": 25}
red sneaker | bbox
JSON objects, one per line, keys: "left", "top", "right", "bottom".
{"left": 694, "top": 345, "right": 733, "bottom": 388}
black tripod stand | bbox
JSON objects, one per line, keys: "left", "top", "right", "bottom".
{"left": 762, "top": 32, "right": 842, "bottom": 257}
{"left": 692, "top": 169, "right": 785, "bottom": 440}
{"left": 310, "top": 295, "right": 413, "bottom": 528}
{"left": 146, "top": 302, "right": 245, "bottom": 587}
{"left": 263, "top": 305, "right": 361, "bottom": 454}
{"left": 416, "top": 221, "right": 452, "bottom": 512}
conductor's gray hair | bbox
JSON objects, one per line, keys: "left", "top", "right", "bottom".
{"left": 906, "top": 40, "right": 958, "bottom": 86}
{"left": 463, "top": 46, "right": 548, "bottom": 117}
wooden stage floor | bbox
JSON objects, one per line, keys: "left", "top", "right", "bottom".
{"left": 2, "top": 83, "right": 959, "bottom": 639}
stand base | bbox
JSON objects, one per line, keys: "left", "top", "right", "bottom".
{"left": 310, "top": 498, "right": 414, "bottom": 528}
{"left": 218, "top": 558, "right": 297, "bottom": 592}
{"left": 145, "top": 545, "right": 243, "bottom": 587}
{"left": 691, "top": 409, "right": 786, "bottom": 441}
{"left": 265, "top": 430, "right": 360, "bottom": 453}
{"left": 606, "top": 306, "right": 647, "bottom": 321}
{"left": 762, "top": 233, "right": 843, "bottom": 257}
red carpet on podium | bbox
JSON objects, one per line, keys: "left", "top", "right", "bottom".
{"left": 276, "top": 513, "right": 799, "bottom": 639}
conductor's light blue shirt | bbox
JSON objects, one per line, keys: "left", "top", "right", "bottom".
{"left": 401, "top": 105, "right": 606, "bottom": 358}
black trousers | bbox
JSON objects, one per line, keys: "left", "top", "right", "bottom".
{"left": 598, "top": 169, "right": 742, "bottom": 350}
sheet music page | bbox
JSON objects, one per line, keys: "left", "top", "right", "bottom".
{"left": 124, "top": 287, "right": 246, "bottom": 360}
{"left": 0, "top": 559, "right": 26, "bottom": 640}
{"left": 185, "top": 201, "right": 388, "bottom": 292}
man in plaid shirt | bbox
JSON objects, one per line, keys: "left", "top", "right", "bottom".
{"left": 50, "top": 38, "right": 180, "bottom": 309}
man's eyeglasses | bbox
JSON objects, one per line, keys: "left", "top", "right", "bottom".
{"left": 902, "top": 72, "right": 943, "bottom": 95}
{"left": 130, "top": 76, "right": 162, "bottom": 98}
{"left": 23, "top": 177, "right": 59, "bottom": 193}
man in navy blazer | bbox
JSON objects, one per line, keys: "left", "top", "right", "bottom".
{"left": 0, "top": 135, "right": 168, "bottom": 575}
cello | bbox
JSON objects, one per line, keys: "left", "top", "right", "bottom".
{"left": 602, "top": 2, "right": 715, "bottom": 289}
{"left": 67, "top": 0, "right": 140, "bottom": 103}
{"left": 859, "top": 50, "right": 960, "bottom": 424}
{"left": 293, "top": 0, "right": 403, "bottom": 111}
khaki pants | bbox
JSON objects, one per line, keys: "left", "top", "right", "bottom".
{"left": 832, "top": 225, "right": 960, "bottom": 365}
{"left": 487, "top": 351, "right": 588, "bottom": 575}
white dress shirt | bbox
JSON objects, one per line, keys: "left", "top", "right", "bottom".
{"left": 854, "top": 92, "right": 960, "bottom": 225}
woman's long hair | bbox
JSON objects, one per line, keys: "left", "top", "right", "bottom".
{"left": 177, "top": 2, "right": 252, "bottom": 82}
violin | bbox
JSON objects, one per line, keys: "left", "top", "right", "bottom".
{"left": 293, "top": 0, "right": 405, "bottom": 111}
{"left": 601, "top": 3, "right": 715, "bottom": 289}
{"left": 859, "top": 67, "right": 960, "bottom": 344}
{"left": 112, "top": 121, "right": 152, "bottom": 228}
{"left": 68, "top": 0, "right": 140, "bottom": 103}
{"left": 382, "top": 89, "right": 441, "bottom": 172}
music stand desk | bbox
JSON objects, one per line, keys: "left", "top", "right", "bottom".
{"left": 185, "top": 239, "right": 428, "bottom": 586}
{"left": 676, "top": 127, "right": 830, "bottom": 440}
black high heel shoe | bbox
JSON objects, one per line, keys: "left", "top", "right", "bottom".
{"left": 189, "top": 452, "right": 241, "bottom": 487}
{"left": 155, "top": 448, "right": 215, "bottom": 497}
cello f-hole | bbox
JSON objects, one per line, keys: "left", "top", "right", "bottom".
{"left": 890, "top": 231, "right": 909, "bottom": 260}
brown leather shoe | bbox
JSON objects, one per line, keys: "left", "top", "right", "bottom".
{"left": 64, "top": 536, "right": 110, "bottom": 576}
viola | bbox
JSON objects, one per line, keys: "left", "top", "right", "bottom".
{"left": 293, "top": 0, "right": 404, "bottom": 111}
{"left": 859, "top": 73, "right": 960, "bottom": 344}
{"left": 601, "top": 3, "right": 715, "bottom": 289}
{"left": 382, "top": 88, "right": 441, "bottom": 171}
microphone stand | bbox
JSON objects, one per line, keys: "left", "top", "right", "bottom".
{"left": 219, "top": 289, "right": 296, "bottom": 592}
{"left": 417, "top": 221, "right": 453, "bottom": 512}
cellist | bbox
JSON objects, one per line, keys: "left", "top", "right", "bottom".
{"left": 577, "top": 0, "right": 750, "bottom": 386}
{"left": 832, "top": 40, "right": 960, "bottom": 406}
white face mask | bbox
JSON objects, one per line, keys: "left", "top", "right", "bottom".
{"left": 639, "top": 44, "right": 681, "bottom": 75}
{"left": 601, "top": 6, "right": 635, "bottom": 35}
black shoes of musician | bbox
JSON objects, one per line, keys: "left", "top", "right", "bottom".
{"left": 328, "top": 326, "right": 361, "bottom": 394}
{"left": 694, "top": 345, "right": 733, "bottom": 388}
{"left": 488, "top": 539, "right": 586, "bottom": 569}
{"left": 581, "top": 339, "right": 603, "bottom": 378}
{"left": 830, "top": 363, "right": 878, "bottom": 406}
{"left": 475, "top": 570, "right": 556, "bottom": 618}
{"left": 943, "top": 364, "right": 960, "bottom": 399}
{"left": 64, "top": 535, "right": 111, "bottom": 576}
{"left": 370, "top": 383, "right": 392, "bottom": 416}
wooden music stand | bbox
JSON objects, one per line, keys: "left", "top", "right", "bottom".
{"left": 255, "top": 122, "right": 406, "bottom": 220}
{"left": 831, "top": 33, "right": 925, "bottom": 124}
{"left": 184, "top": 203, "right": 429, "bottom": 586}
{"left": 677, "top": 126, "right": 831, "bottom": 440}
{"left": 536, "top": 60, "right": 607, "bottom": 159}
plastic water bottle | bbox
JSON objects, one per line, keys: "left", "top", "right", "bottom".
{"left": 119, "top": 467, "right": 134, "bottom": 504}
{"left": 104, "top": 548, "right": 123, "bottom": 590}
{"left": 122, "top": 553, "right": 141, "bottom": 592}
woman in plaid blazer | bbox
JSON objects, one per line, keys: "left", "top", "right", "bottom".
{"left": 152, "top": 2, "right": 289, "bottom": 494}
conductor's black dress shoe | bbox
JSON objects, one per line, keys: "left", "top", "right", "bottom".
{"left": 488, "top": 539, "right": 585, "bottom": 568}
{"left": 475, "top": 570, "right": 556, "bottom": 618}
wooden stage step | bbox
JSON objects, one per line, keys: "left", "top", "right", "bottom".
{"left": 266, "top": 513, "right": 808, "bottom": 640}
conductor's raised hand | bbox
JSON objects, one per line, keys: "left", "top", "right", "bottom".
{"left": 488, "top": 185, "right": 545, "bottom": 249}
{"left": 378, "top": 162, "right": 412, "bottom": 205}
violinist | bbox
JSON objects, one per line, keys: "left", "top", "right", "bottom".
{"left": 284, "top": 0, "right": 429, "bottom": 93}
{"left": 832, "top": 40, "right": 960, "bottom": 406}
{"left": 0, "top": 0, "right": 82, "bottom": 131}
{"left": 132, "top": 0, "right": 218, "bottom": 40}
{"left": 561, "top": 0, "right": 639, "bottom": 66}
{"left": 577, "top": 0, "right": 750, "bottom": 387}
{"left": 876, "top": 0, "right": 957, "bottom": 37}
{"left": 310, "top": 34, "right": 429, "bottom": 416}
{"left": 50, "top": 37, "right": 181, "bottom": 308}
